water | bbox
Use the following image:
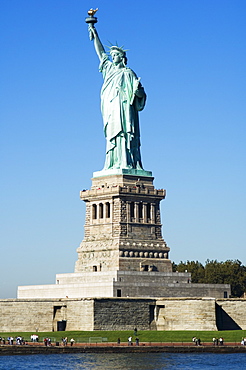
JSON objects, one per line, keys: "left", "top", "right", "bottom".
{"left": 0, "top": 353, "right": 245, "bottom": 370}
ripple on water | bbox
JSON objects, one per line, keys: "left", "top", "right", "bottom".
{"left": 0, "top": 352, "right": 246, "bottom": 370}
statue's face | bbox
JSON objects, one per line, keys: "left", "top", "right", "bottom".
{"left": 111, "top": 51, "right": 123, "bottom": 64}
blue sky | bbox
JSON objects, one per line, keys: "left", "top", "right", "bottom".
{"left": 1, "top": 0, "right": 246, "bottom": 298}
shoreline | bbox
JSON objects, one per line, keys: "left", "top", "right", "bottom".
{"left": 1, "top": 343, "right": 246, "bottom": 356}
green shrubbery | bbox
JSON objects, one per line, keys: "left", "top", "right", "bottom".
{"left": 173, "top": 259, "right": 246, "bottom": 297}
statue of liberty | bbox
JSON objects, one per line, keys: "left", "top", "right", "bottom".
{"left": 86, "top": 11, "right": 147, "bottom": 172}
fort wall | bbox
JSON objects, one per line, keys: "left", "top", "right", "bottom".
{"left": 1, "top": 297, "right": 246, "bottom": 332}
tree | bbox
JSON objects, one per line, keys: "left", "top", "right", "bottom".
{"left": 174, "top": 260, "right": 205, "bottom": 283}
{"left": 204, "top": 259, "right": 246, "bottom": 297}
{"left": 172, "top": 259, "right": 246, "bottom": 297}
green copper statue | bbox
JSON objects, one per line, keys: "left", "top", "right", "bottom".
{"left": 86, "top": 10, "right": 147, "bottom": 172}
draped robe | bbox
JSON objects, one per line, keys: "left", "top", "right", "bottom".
{"left": 99, "top": 53, "right": 146, "bottom": 170}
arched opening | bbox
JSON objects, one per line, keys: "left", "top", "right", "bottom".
{"left": 130, "top": 202, "right": 134, "bottom": 219}
{"left": 105, "top": 202, "right": 110, "bottom": 218}
{"left": 139, "top": 202, "right": 143, "bottom": 220}
{"left": 92, "top": 204, "right": 97, "bottom": 219}
{"left": 147, "top": 203, "right": 151, "bottom": 221}
{"left": 99, "top": 203, "right": 103, "bottom": 218}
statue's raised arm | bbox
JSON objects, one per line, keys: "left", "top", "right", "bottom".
{"left": 89, "top": 26, "right": 105, "bottom": 62}
{"left": 85, "top": 8, "right": 105, "bottom": 61}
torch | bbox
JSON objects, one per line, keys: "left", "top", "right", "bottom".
{"left": 85, "top": 8, "right": 98, "bottom": 40}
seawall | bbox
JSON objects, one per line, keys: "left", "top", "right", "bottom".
{"left": 1, "top": 344, "right": 246, "bottom": 356}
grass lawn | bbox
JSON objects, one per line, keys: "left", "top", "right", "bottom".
{"left": 1, "top": 330, "right": 246, "bottom": 344}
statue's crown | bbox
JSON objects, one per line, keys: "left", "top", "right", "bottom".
{"left": 109, "top": 45, "right": 127, "bottom": 57}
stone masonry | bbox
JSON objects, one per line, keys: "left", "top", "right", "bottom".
{"left": 1, "top": 297, "right": 246, "bottom": 332}
{"left": 75, "top": 174, "right": 171, "bottom": 274}
{"left": 17, "top": 173, "right": 231, "bottom": 301}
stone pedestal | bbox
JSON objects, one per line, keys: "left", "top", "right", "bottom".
{"left": 17, "top": 172, "right": 231, "bottom": 302}
{"left": 75, "top": 174, "right": 172, "bottom": 274}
